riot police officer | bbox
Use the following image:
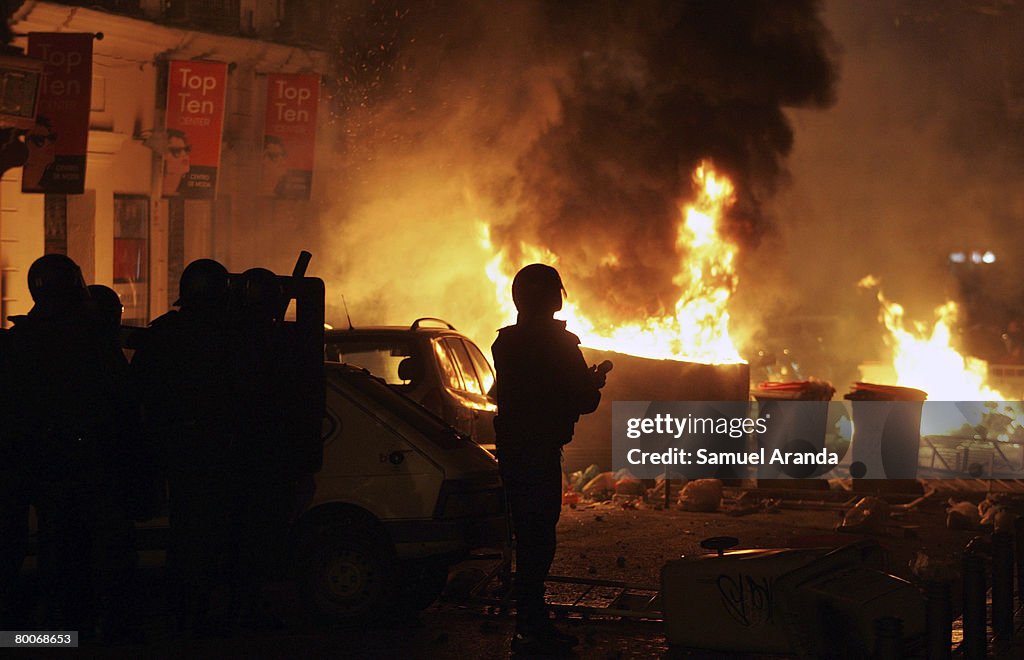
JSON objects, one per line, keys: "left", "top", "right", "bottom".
{"left": 4, "top": 255, "right": 127, "bottom": 636}
{"left": 131, "top": 258, "right": 235, "bottom": 637}
{"left": 491, "top": 263, "right": 607, "bottom": 655}
{"left": 225, "top": 267, "right": 296, "bottom": 628}
{"left": 0, "top": 314, "right": 26, "bottom": 627}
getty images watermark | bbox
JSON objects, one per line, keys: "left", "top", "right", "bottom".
{"left": 612, "top": 400, "right": 1024, "bottom": 480}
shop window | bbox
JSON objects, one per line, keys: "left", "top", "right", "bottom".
{"left": 113, "top": 195, "right": 149, "bottom": 326}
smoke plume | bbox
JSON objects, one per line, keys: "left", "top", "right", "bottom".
{"left": 318, "top": 1, "right": 837, "bottom": 347}
{"left": 759, "top": 0, "right": 1024, "bottom": 382}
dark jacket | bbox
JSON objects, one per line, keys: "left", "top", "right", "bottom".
{"left": 5, "top": 306, "right": 125, "bottom": 482}
{"left": 491, "top": 318, "right": 600, "bottom": 449}
{"left": 130, "top": 308, "right": 236, "bottom": 475}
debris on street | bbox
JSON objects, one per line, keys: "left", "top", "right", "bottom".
{"left": 677, "top": 479, "right": 723, "bottom": 512}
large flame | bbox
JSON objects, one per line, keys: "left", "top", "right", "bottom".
{"left": 484, "top": 163, "right": 744, "bottom": 364}
{"left": 859, "top": 275, "right": 1009, "bottom": 400}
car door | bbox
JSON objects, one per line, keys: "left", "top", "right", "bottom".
{"left": 437, "top": 337, "right": 497, "bottom": 449}
{"left": 461, "top": 339, "right": 498, "bottom": 448}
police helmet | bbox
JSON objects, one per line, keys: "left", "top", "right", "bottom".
{"left": 236, "top": 267, "right": 284, "bottom": 321}
{"left": 27, "top": 254, "right": 86, "bottom": 303}
{"left": 87, "top": 284, "right": 123, "bottom": 332}
{"left": 511, "top": 263, "right": 564, "bottom": 314}
{"left": 176, "top": 259, "right": 230, "bottom": 309}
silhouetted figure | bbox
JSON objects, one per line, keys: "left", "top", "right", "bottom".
{"left": 86, "top": 284, "right": 122, "bottom": 341}
{"left": 131, "top": 258, "right": 235, "bottom": 637}
{"left": 90, "top": 284, "right": 160, "bottom": 527}
{"left": 0, "top": 321, "right": 29, "bottom": 628}
{"left": 225, "top": 268, "right": 301, "bottom": 628}
{"left": 80, "top": 284, "right": 143, "bottom": 643}
{"left": 491, "top": 263, "right": 606, "bottom": 655}
{"left": 4, "top": 255, "right": 127, "bottom": 637}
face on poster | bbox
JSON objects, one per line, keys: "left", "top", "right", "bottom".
{"left": 261, "top": 73, "right": 320, "bottom": 199}
{"left": 23, "top": 33, "right": 92, "bottom": 194}
{"left": 164, "top": 60, "right": 228, "bottom": 198}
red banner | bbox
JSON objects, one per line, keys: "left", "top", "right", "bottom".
{"left": 164, "top": 60, "right": 228, "bottom": 198}
{"left": 23, "top": 33, "right": 93, "bottom": 194}
{"left": 261, "top": 73, "right": 319, "bottom": 199}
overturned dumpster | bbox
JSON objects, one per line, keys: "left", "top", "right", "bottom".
{"left": 567, "top": 348, "right": 750, "bottom": 474}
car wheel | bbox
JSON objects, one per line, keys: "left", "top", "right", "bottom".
{"left": 297, "top": 519, "right": 397, "bottom": 624}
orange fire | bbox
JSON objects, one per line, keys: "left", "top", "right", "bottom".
{"left": 484, "top": 162, "right": 744, "bottom": 364}
{"left": 858, "top": 275, "right": 1009, "bottom": 400}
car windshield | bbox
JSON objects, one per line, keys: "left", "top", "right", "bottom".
{"left": 325, "top": 338, "right": 414, "bottom": 385}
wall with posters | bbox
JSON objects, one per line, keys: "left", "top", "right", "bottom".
{"left": 1, "top": 2, "right": 327, "bottom": 325}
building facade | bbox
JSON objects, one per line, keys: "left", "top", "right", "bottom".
{"left": 0, "top": 1, "right": 328, "bottom": 325}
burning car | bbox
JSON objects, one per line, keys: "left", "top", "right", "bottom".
{"left": 324, "top": 318, "right": 497, "bottom": 449}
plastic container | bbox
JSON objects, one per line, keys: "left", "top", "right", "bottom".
{"left": 844, "top": 383, "right": 927, "bottom": 485}
{"left": 752, "top": 381, "right": 835, "bottom": 487}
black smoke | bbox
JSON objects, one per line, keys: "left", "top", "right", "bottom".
{"left": 494, "top": 1, "right": 838, "bottom": 323}
{"left": 319, "top": 1, "right": 837, "bottom": 333}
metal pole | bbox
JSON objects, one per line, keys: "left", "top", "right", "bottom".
{"left": 924, "top": 580, "right": 952, "bottom": 660}
{"left": 992, "top": 531, "right": 1014, "bottom": 639}
{"left": 1015, "top": 516, "right": 1024, "bottom": 604}
{"left": 962, "top": 552, "right": 987, "bottom": 660}
{"left": 873, "top": 616, "right": 903, "bottom": 660}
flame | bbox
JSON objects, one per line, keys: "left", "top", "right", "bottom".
{"left": 859, "top": 276, "right": 1009, "bottom": 400}
{"left": 484, "top": 162, "right": 743, "bottom": 364}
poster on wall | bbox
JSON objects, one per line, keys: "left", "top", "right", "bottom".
{"left": 23, "top": 33, "right": 93, "bottom": 194}
{"left": 164, "top": 60, "right": 228, "bottom": 199}
{"left": 261, "top": 73, "right": 320, "bottom": 199}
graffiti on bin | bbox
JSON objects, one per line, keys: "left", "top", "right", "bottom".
{"left": 716, "top": 573, "right": 773, "bottom": 627}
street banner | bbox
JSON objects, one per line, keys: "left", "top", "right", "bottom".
{"left": 23, "top": 33, "right": 93, "bottom": 194}
{"left": 164, "top": 60, "right": 228, "bottom": 198}
{"left": 261, "top": 73, "right": 319, "bottom": 199}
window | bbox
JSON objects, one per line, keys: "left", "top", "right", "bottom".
{"left": 113, "top": 195, "right": 149, "bottom": 326}
{"left": 464, "top": 340, "right": 496, "bottom": 397}
{"left": 434, "top": 339, "right": 464, "bottom": 391}
{"left": 326, "top": 339, "right": 414, "bottom": 385}
{"left": 443, "top": 338, "right": 484, "bottom": 395}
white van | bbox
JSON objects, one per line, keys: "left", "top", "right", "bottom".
{"left": 293, "top": 363, "right": 506, "bottom": 621}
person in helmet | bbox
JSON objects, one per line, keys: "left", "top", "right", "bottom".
{"left": 491, "top": 263, "right": 607, "bottom": 655}
{"left": 3, "top": 255, "right": 128, "bottom": 636}
{"left": 130, "top": 258, "right": 235, "bottom": 637}
{"left": 224, "top": 268, "right": 293, "bottom": 628}
{"left": 0, "top": 305, "right": 22, "bottom": 627}
{"left": 87, "top": 284, "right": 124, "bottom": 343}
{"left": 27, "top": 253, "right": 88, "bottom": 314}
{"left": 175, "top": 258, "right": 232, "bottom": 313}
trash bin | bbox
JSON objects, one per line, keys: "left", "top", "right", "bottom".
{"left": 752, "top": 381, "right": 836, "bottom": 489}
{"left": 844, "top": 383, "right": 927, "bottom": 491}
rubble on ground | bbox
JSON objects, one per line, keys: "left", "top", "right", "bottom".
{"left": 677, "top": 479, "right": 723, "bottom": 512}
